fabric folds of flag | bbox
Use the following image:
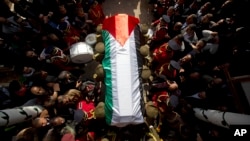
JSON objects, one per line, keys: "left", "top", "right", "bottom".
{"left": 102, "top": 14, "right": 144, "bottom": 127}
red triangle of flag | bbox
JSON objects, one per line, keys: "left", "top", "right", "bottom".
{"left": 102, "top": 14, "right": 140, "bottom": 46}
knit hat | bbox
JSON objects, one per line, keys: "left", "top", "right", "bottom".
{"left": 94, "top": 102, "right": 105, "bottom": 119}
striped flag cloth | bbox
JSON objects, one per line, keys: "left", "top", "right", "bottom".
{"left": 102, "top": 14, "right": 144, "bottom": 127}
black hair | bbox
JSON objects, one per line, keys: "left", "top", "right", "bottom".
{"left": 58, "top": 22, "right": 69, "bottom": 31}
{"left": 14, "top": 64, "right": 25, "bottom": 74}
{"left": 188, "top": 24, "right": 197, "bottom": 31}
{"left": 189, "top": 14, "right": 198, "bottom": 24}
{"left": 8, "top": 80, "right": 21, "bottom": 92}
{"left": 176, "top": 33, "right": 184, "bottom": 41}
{"left": 199, "top": 38, "right": 208, "bottom": 46}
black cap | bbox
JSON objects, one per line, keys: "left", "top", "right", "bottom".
{"left": 170, "top": 60, "right": 181, "bottom": 70}
{"left": 73, "top": 109, "right": 85, "bottom": 124}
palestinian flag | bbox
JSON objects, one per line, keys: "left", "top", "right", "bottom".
{"left": 102, "top": 14, "right": 144, "bottom": 127}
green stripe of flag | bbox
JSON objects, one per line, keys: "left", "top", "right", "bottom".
{"left": 102, "top": 30, "right": 113, "bottom": 125}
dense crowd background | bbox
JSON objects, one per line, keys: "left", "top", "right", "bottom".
{"left": 0, "top": 0, "right": 250, "bottom": 141}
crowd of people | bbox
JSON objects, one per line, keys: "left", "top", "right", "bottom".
{"left": 0, "top": 0, "right": 250, "bottom": 141}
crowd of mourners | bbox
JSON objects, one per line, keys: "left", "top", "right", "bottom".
{"left": 0, "top": 0, "right": 250, "bottom": 141}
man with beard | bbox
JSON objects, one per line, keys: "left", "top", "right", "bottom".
{"left": 23, "top": 82, "right": 60, "bottom": 108}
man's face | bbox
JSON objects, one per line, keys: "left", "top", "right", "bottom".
{"left": 174, "top": 37, "right": 183, "bottom": 46}
{"left": 173, "top": 22, "right": 183, "bottom": 31}
{"left": 200, "top": 2, "right": 210, "bottom": 12}
{"left": 62, "top": 96, "right": 70, "bottom": 104}
{"left": 160, "top": 19, "right": 167, "bottom": 26}
{"left": 180, "top": 54, "right": 192, "bottom": 64}
{"left": 34, "top": 117, "right": 48, "bottom": 128}
{"left": 23, "top": 67, "right": 33, "bottom": 74}
{"left": 59, "top": 5, "right": 67, "bottom": 14}
{"left": 77, "top": 8, "right": 85, "bottom": 17}
{"left": 196, "top": 40, "right": 205, "bottom": 50}
{"left": 201, "top": 14, "right": 209, "bottom": 23}
{"left": 31, "top": 86, "right": 47, "bottom": 95}
{"left": 51, "top": 117, "right": 65, "bottom": 126}
{"left": 26, "top": 50, "right": 37, "bottom": 58}
{"left": 65, "top": 73, "right": 71, "bottom": 79}
{"left": 167, "top": 8, "right": 175, "bottom": 16}
{"left": 186, "top": 26, "right": 194, "bottom": 36}
{"left": 186, "top": 15, "right": 193, "bottom": 24}
{"left": 208, "top": 78, "right": 223, "bottom": 88}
